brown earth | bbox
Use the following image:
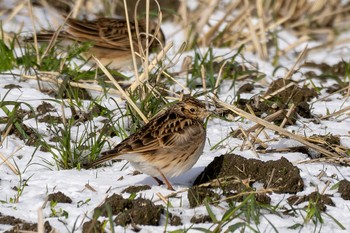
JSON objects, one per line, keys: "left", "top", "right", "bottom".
{"left": 189, "top": 154, "right": 304, "bottom": 207}
{"left": 92, "top": 194, "right": 164, "bottom": 227}
{"left": 0, "top": 213, "right": 52, "bottom": 233}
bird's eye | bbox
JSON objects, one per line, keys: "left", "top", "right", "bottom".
{"left": 190, "top": 108, "right": 196, "bottom": 113}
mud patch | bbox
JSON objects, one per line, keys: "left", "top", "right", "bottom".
{"left": 38, "top": 115, "right": 64, "bottom": 124}
{"left": 122, "top": 185, "right": 151, "bottom": 193}
{"left": 37, "top": 101, "right": 55, "bottom": 115}
{"left": 170, "top": 215, "right": 182, "bottom": 226}
{"left": 3, "top": 84, "right": 22, "bottom": 89}
{"left": 190, "top": 215, "right": 212, "bottom": 224}
{"left": 93, "top": 194, "right": 163, "bottom": 226}
{"left": 338, "top": 179, "right": 350, "bottom": 200}
{"left": 188, "top": 186, "right": 271, "bottom": 208}
{"left": 303, "top": 61, "right": 348, "bottom": 77}
{"left": 306, "top": 134, "right": 342, "bottom": 158}
{"left": 235, "top": 78, "right": 317, "bottom": 122}
{"left": 287, "top": 191, "right": 334, "bottom": 211}
{"left": 264, "top": 79, "right": 317, "bottom": 104}
{"left": 7, "top": 123, "right": 38, "bottom": 146}
{"left": 0, "top": 213, "right": 52, "bottom": 233}
{"left": 48, "top": 191, "right": 72, "bottom": 203}
{"left": 56, "top": 84, "right": 92, "bottom": 101}
{"left": 0, "top": 106, "right": 38, "bottom": 146}
{"left": 237, "top": 83, "right": 255, "bottom": 94}
{"left": 82, "top": 220, "right": 105, "bottom": 233}
{"left": 303, "top": 61, "right": 349, "bottom": 93}
{"left": 194, "top": 154, "right": 304, "bottom": 194}
{"left": 36, "top": 102, "right": 64, "bottom": 123}
{"left": 188, "top": 186, "right": 221, "bottom": 208}
{"left": 0, "top": 215, "right": 23, "bottom": 225}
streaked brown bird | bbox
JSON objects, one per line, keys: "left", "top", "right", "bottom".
{"left": 27, "top": 17, "right": 165, "bottom": 69}
{"left": 88, "top": 96, "right": 210, "bottom": 190}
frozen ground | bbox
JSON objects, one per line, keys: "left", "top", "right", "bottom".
{"left": 1, "top": 1, "right": 350, "bottom": 233}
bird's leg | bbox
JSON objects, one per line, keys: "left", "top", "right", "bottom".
{"left": 157, "top": 168, "right": 175, "bottom": 191}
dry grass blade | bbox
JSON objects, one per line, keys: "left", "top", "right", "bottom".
{"left": 0, "top": 123, "right": 21, "bottom": 174}
{"left": 93, "top": 55, "right": 148, "bottom": 123}
{"left": 195, "top": 0, "right": 219, "bottom": 46}
{"left": 245, "top": 15, "right": 265, "bottom": 59}
{"left": 190, "top": 1, "right": 350, "bottom": 56}
{"left": 320, "top": 105, "right": 350, "bottom": 120}
{"left": 37, "top": 208, "right": 44, "bottom": 233}
{"left": 214, "top": 97, "right": 339, "bottom": 158}
{"left": 232, "top": 109, "right": 285, "bottom": 138}
{"left": 297, "top": 157, "right": 350, "bottom": 166}
{"left": 256, "top": 0, "right": 268, "bottom": 59}
{"left": 129, "top": 41, "right": 173, "bottom": 92}
{"left": 41, "top": 13, "right": 73, "bottom": 60}
{"left": 27, "top": 0, "right": 41, "bottom": 65}
{"left": 0, "top": 152, "right": 19, "bottom": 175}
{"left": 21, "top": 73, "right": 122, "bottom": 95}
{"left": 3, "top": 0, "right": 26, "bottom": 24}
{"left": 280, "top": 103, "right": 296, "bottom": 128}
{"left": 213, "top": 60, "right": 228, "bottom": 95}
{"left": 85, "top": 183, "right": 97, "bottom": 192}
{"left": 212, "top": 188, "right": 275, "bottom": 204}
{"left": 200, "top": 1, "right": 239, "bottom": 45}
{"left": 283, "top": 45, "right": 308, "bottom": 80}
{"left": 123, "top": 0, "right": 140, "bottom": 81}
{"left": 156, "top": 192, "right": 170, "bottom": 205}
{"left": 278, "top": 35, "right": 310, "bottom": 57}
{"left": 261, "top": 82, "right": 295, "bottom": 100}
{"left": 311, "top": 86, "right": 349, "bottom": 104}
{"left": 71, "top": 0, "right": 84, "bottom": 18}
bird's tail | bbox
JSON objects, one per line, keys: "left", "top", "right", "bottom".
{"left": 85, "top": 149, "right": 120, "bottom": 169}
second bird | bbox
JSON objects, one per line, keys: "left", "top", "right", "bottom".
{"left": 28, "top": 17, "right": 165, "bottom": 69}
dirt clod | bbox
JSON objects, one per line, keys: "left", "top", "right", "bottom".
{"left": 8, "top": 123, "right": 38, "bottom": 146}
{"left": 190, "top": 215, "right": 212, "bottom": 224}
{"left": 47, "top": 191, "right": 72, "bottom": 203}
{"left": 170, "top": 215, "right": 182, "bottom": 226}
{"left": 237, "top": 83, "right": 255, "bottom": 94}
{"left": 122, "top": 185, "right": 151, "bottom": 193}
{"left": 338, "top": 179, "right": 350, "bottom": 200}
{"left": 94, "top": 194, "right": 163, "bottom": 226}
{"left": 255, "top": 193, "right": 272, "bottom": 204}
{"left": 3, "top": 84, "right": 22, "bottom": 89}
{"left": 287, "top": 191, "right": 334, "bottom": 211}
{"left": 38, "top": 115, "right": 64, "bottom": 123}
{"left": 194, "top": 154, "right": 304, "bottom": 194}
{"left": 235, "top": 78, "right": 317, "bottom": 123}
{"left": 188, "top": 186, "right": 220, "bottom": 208}
{"left": 82, "top": 220, "right": 105, "bottom": 233}
{"left": 0, "top": 213, "right": 52, "bottom": 233}
{"left": 0, "top": 215, "right": 23, "bottom": 225}
{"left": 37, "top": 102, "right": 55, "bottom": 115}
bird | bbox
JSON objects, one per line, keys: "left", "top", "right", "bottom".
{"left": 87, "top": 96, "right": 211, "bottom": 190}
{"left": 26, "top": 17, "right": 165, "bottom": 69}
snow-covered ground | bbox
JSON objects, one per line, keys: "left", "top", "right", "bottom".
{"left": 1, "top": 1, "right": 350, "bottom": 232}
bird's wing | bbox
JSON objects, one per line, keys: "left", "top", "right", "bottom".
{"left": 66, "top": 17, "right": 137, "bottom": 50}
{"left": 125, "top": 112, "right": 203, "bottom": 152}
{"left": 88, "top": 111, "right": 203, "bottom": 168}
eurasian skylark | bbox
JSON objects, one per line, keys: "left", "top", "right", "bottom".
{"left": 88, "top": 96, "right": 210, "bottom": 190}
{"left": 27, "top": 17, "right": 165, "bottom": 69}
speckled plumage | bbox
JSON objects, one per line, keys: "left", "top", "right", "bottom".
{"left": 89, "top": 96, "right": 210, "bottom": 190}
{"left": 28, "top": 17, "right": 165, "bottom": 69}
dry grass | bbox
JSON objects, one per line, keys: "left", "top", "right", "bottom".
{"left": 180, "top": 0, "right": 350, "bottom": 59}
{"left": 0, "top": 0, "right": 348, "bottom": 163}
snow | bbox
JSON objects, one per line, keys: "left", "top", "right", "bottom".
{"left": 1, "top": 1, "right": 350, "bottom": 233}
